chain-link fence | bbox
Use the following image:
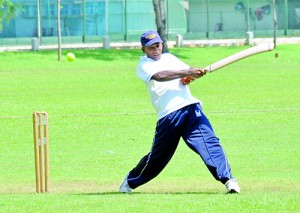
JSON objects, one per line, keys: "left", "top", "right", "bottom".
{"left": 0, "top": 0, "right": 299, "bottom": 46}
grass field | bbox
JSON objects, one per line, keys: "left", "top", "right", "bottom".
{"left": 0, "top": 44, "right": 299, "bottom": 212}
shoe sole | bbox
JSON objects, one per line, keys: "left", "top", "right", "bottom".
{"left": 227, "top": 189, "right": 239, "bottom": 194}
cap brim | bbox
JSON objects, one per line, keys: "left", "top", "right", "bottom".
{"left": 145, "top": 38, "right": 163, "bottom": 46}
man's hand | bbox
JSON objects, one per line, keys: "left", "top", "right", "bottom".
{"left": 181, "top": 76, "right": 195, "bottom": 85}
{"left": 181, "top": 68, "right": 207, "bottom": 85}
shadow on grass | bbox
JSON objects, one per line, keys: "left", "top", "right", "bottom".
{"left": 62, "top": 48, "right": 195, "bottom": 61}
{"left": 70, "top": 49, "right": 142, "bottom": 61}
{"left": 75, "top": 191, "right": 220, "bottom": 196}
{"left": 20, "top": 48, "right": 196, "bottom": 62}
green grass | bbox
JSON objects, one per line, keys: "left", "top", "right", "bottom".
{"left": 0, "top": 44, "right": 299, "bottom": 212}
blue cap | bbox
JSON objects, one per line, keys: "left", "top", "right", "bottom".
{"left": 140, "top": 30, "right": 163, "bottom": 46}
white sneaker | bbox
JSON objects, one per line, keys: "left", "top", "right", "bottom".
{"left": 119, "top": 174, "right": 132, "bottom": 193}
{"left": 225, "top": 179, "right": 240, "bottom": 194}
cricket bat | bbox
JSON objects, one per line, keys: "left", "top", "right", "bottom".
{"left": 181, "top": 42, "right": 274, "bottom": 84}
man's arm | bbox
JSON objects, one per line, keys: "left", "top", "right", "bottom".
{"left": 151, "top": 68, "right": 206, "bottom": 82}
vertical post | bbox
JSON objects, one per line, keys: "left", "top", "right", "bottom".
{"left": 105, "top": 0, "right": 108, "bottom": 35}
{"left": 284, "top": 0, "right": 288, "bottom": 36}
{"left": 206, "top": 0, "right": 209, "bottom": 38}
{"left": 82, "top": 0, "right": 86, "bottom": 43}
{"left": 47, "top": 0, "right": 51, "bottom": 31}
{"left": 57, "top": 0, "right": 62, "bottom": 61}
{"left": 44, "top": 113, "right": 50, "bottom": 192}
{"left": 33, "top": 113, "right": 41, "bottom": 193}
{"left": 33, "top": 112, "right": 49, "bottom": 193}
{"left": 37, "top": 0, "right": 41, "bottom": 43}
{"left": 273, "top": 0, "right": 277, "bottom": 49}
{"left": 38, "top": 114, "right": 45, "bottom": 192}
{"left": 124, "top": 0, "right": 127, "bottom": 41}
{"left": 166, "top": 0, "right": 169, "bottom": 38}
{"left": 247, "top": 0, "right": 250, "bottom": 32}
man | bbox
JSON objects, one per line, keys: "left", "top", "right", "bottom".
{"left": 119, "top": 30, "right": 240, "bottom": 194}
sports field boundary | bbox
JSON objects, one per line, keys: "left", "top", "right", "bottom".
{"left": 0, "top": 37, "right": 299, "bottom": 52}
{"left": 0, "top": 108, "right": 298, "bottom": 119}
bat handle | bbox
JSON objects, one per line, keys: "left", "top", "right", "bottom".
{"left": 205, "top": 65, "right": 212, "bottom": 73}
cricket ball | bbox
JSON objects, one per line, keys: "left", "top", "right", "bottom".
{"left": 66, "top": 52, "right": 75, "bottom": 62}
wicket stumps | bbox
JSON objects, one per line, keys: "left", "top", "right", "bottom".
{"left": 33, "top": 112, "right": 50, "bottom": 193}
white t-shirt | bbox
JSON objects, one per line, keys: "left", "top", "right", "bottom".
{"left": 136, "top": 53, "right": 200, "bottom": 119}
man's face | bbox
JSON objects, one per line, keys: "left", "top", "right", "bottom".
{"left": 142, "top": 43, "right": 162, "bottom": 61}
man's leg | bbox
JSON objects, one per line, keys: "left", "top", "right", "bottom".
{"left": 182, "top": 104, "right": 233, "bottom": 184}
{"left": 124, "top": 109, "right": 186, "bottom": 190}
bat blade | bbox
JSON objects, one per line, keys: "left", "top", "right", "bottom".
{"left": 206, "top": 42, "right": 274, "bottom": 72}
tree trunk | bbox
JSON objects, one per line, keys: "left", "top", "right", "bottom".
{"left": 152, "top": 0, "right": 169, "bottom": 53}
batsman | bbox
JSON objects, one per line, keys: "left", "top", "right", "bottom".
{"left": 119, "top": 30, "right": 240, "bottom": 194}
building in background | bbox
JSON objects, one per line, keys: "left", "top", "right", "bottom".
{"left": 0, "top": 0, "right": 299, "bottom": 46}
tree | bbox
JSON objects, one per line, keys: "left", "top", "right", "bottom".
{"left": 152, "top": 0, "right": 169, "bottom": 53}
{"left": 0, "top": 0, "right": 19, "bottom": 32}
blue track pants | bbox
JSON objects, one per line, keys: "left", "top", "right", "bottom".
{"left": 127, "top": 103, "right": 233, "bottom": 189}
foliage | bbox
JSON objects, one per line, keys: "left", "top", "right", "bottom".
{"left": 0, "top": 0, "right": 19, "bottom": 32}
